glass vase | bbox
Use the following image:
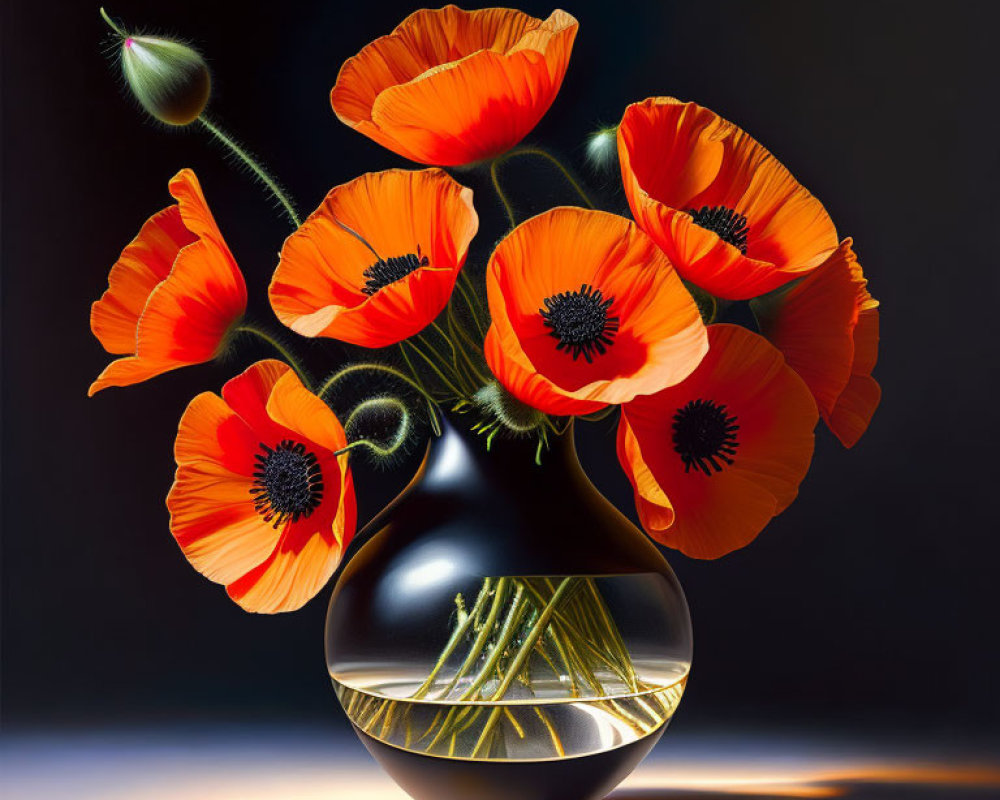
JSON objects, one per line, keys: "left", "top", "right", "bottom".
{"left": 325, "top": 418, "right": 692, "bottom": 800}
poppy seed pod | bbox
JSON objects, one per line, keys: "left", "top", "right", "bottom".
{"left": 102, "top": 9, "right": 210, "bottom": 126}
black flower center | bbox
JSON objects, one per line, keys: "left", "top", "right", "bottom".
{"left": 250, "top": 440, "right": 324, "bottom": 527}
{"left": 540, "top": 283, "right": 620, "bottom": 363}
{"left": 672, "top": 399, "right": 740, "bottom": 476}
{"left": 686, "top": 206, "right": 749, "bottom": 254}
{"left": 362, "top": 248, "right": 429, "bottom": 295}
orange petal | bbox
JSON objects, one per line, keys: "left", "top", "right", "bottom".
{"left": 168, "top": 459, "right": 278, "bottom": 586}
{"left": 753, "top": 240, "right": 881, "bottom": 445}
{"left": 485, "top": 207, "right": 707, "bottom": 415}
{"left": 225, "top": 468, "right": 356, "bottom": 614}
{"left": 827, "top": 374, "right": 881, "bottom": 448}
{"left": 90, "top": 206, "right": 194, "bottom": 355}
{"left": 270, "top": 168, "right": 478, "bottom": 347}
{"left": 265, "top": 370, "right": 349, "bottom": 455}
{"left": 89, "top": 170, "right": 247, "bottom": 395}
{"left": 221, "top": 359, "right": 291, "bottom": 433}
{"left": 751, "top": 240, "right": 861, "bottom": 418}
{"left": 618, "top": 97, "right": 837, "bottom": 299}
{"left": 332, "top": 8, "right": 577, "bottom": 165}
{"left": 618, "top": 325, "right": 817, "bottom": 559}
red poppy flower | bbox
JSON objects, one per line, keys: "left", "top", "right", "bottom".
{"left": 484, "top": 207, "right": 708, "bottom": 416}
{"left": 752, "top": 239, "right": 881, "bottom": 447}
{"left": 269, "top": 168, "right": 478, "bottom": 348}
{"left": 617, "top": 97, "right": 838, "bottom": 300}
{"left": 617, "top": 324, "right": 817, "bottom": 559}
{"left": 167, "top": 360, "right": 356, "bottom": 613}
{"left": 89, "top": 169, "right": 247, "bottom": 396}
{"left": 331, "top": 6, "right": 578, "bottom": 166}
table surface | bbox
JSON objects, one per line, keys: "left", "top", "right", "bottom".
{"left": 2, "top": 726, "right": 998, "bottom": 800}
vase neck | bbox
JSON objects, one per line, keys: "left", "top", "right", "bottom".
{"left": 421, "top": 415, "right": 579, "bottom": 492}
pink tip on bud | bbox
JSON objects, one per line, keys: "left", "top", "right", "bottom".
{"left": 125, "top": 37, "right": 133, "bottom": 48}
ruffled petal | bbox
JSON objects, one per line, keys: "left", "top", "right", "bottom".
{"left": 753, "top": 240, "right": 881, "bottom": 446}
{"left": 618, "top": 325, "right": 817, "bottom": 559}
{"left": 89, "top": 170, "right": 247, "bottom": 395}
{"left": 618, "top": 98, "right": 837, "bottom": 299}
{"left": 90, "top": 206, "right": 193, "bottom": 355}
{"left": 168, "top": 459, "right": 278, "bottom": 586}
{"left": 331, "top": 7, "right": 577, "bottom": 165}
{"left": 751, "top": 240, "right": 860, "bottom": 418}
{"left": 485, "top": 207, "right": 707, "bottom": 415}
{"left": 269, "top": 168, "right": 478, "bottom": 347}
{"left": 225, "top": 468, "right": 355, "bottom": 614}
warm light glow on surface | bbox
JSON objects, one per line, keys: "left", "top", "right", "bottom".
{"left": 2, "top": 728, "right": 998, "bottom": 800}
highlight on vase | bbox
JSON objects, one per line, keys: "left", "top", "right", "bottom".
{"left": 88, "top": 168, "right": 247, "bottom": 395}
{"left": 331, "top": 6, "right": 579, "bottom": 166}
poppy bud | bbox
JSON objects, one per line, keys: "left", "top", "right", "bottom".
{"left": 586, "top": 126, "right": 618, "bottom": 170}
{"left": 101, "top": 8, "right": 210, "bottom": 126}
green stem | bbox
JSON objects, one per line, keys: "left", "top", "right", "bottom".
{"left": 490, "top": 158, "right": 518, "bottom": 229}
{"left": 469, "top": 578, "right": 574, "bottom": 758}
{"left": 198, "top": 116, "right": 301, "bottom": 228}
{"left": 509, "top": 147, "right": 596, "bottom": 210}
{"left": 233, "top": 324, "right": 310, "bottom": 387}
{"left": 397, "top": 345, "right": 441, "bottom": 437}
{"left": 319, "top": 363, "right": 437, "bottom": 407}
{"left": 404, "top": 339, "right": 466, "bottom": 399}
{"left": 335, "top": 397, "right": 410, "bottom": 458}
{"left": 412, "top": 580, "right": 493, "bottom": 700}
{"left": 99, "top": 7, "right": 126, "bottom": 37}
{"left": 457, "top": 273, "right": 487, "bottom": 339}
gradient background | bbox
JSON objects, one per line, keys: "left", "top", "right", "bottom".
{"left": 3, "top": 0, "right": 999, "bottom": 796}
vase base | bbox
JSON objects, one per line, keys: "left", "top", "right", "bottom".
{"left": 353, "top": 723, "right": 665, "bottom": 800}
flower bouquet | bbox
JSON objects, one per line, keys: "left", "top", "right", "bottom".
{"left": 90, "top": 6, "right": 881, "bottom": 800}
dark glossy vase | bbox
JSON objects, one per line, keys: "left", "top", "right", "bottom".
{"left": 325, "top": 418, "right": 692, "bottom": 800}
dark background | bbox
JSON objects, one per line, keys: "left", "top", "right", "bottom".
{"left": 3, "top": 0, "right": 998, "bottom": 743}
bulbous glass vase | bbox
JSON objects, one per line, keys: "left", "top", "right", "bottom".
{"left": 325, "top": 418, "right": 692, "bottom": 800}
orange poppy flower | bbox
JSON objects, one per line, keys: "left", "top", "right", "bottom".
{"left": 751, "top": 239, "right": 881, "bottom": 448}
{"left": 167, "top": 360, "right": 356, "bottom": 613}
{"left": 617, "top": 97, "right": 838, "bottom": 300}
{"left": 89, "top": 168, "right": 247, "bottom": 396}
{"left": 484, "top": 207, "right": 708, "bottom": 416}
{"left": 269, "top": 168, "right": 478, "bottom": 348}
{"left": 617, "top": 324, "right": 817, "bottom": 559}
{"left": 331, "top": 6, "right": 578, "bottom": 166}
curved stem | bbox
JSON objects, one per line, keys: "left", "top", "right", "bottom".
{"left": 335, "top": 397, "right": 411, "bottom": 458}
{"left": 505, "top": 147, "right": 596, "bottom": 210}
{"left": 404, "top": 339, "right": 466, "bottom": 399}
{"left": 197, "top": 116, "right": 301, "bottom": 228}
{"left": 99, "top": 7, "right": 126, "bottom": 37}
{"left": 319, "top": 362, "right": 439, "bottom": 410}
{"left": 490, "top": 158, "right": 518, "bottom": 229}
{"left": 457, "top": 272, "right": 487, "bottom": 339}
{"left": 233, "top": 324, "right": 310, "bottom": 387}
{"left": 398, "top": 345, "right": 442, "bottom": 436}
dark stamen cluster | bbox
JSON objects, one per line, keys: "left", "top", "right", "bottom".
{"left": 672, "top": 398, "right": 740, "bottom": 476}
{"left": 686, "top": 206, "right": 749, "bottom": 254}
{"left": 250, "top": 440, "right": 324, "bottom": 527}
{"left": 540, "top": 284, "right": 620, "bottom": 363}
{"left": 362, "top": 249, "right": 429, "bottom": 295}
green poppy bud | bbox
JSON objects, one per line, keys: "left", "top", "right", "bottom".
{"left": 101, "top": 8, "right": 210, "bottom": 126}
